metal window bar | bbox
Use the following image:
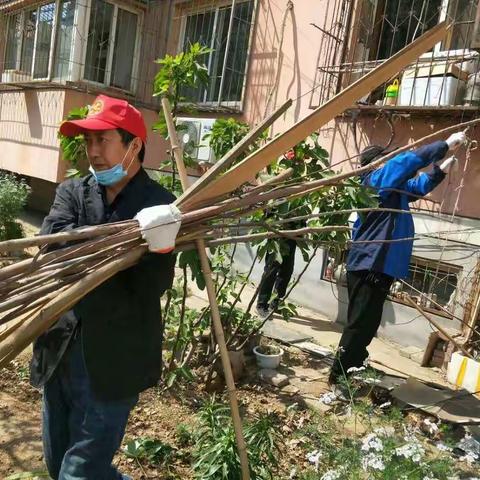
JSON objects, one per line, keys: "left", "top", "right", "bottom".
{"left": 312, "top": 0, "right": 480, "bottom": 109}
{"left": 174, "top": 0, "right": 255, "bottom": 107}
{"left": 389, "top": 256, "right": 461, "bottom": 317}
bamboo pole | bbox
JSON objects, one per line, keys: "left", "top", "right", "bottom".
{"left": 404, "top": 295, "right": 473, "bottom": 359}
{"left": 180, "top": 117, "right": 480, "bottom": 229}
{"left": 0, "top": 221, "right": 136, "bottom": 254}
{"left": 0, "top": 246, "right": 145, "bottom": 368}
{"left": 162, "top": 97, "right": 251, "bottom": 480}
{"left": 176, "top": 99, "right": 292, "bottom": 207}
{"left": 180, "top": 22, "right": 449, "bottom": 209}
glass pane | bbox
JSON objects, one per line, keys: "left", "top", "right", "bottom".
{"left": 53, "top": 0, "right": 76, "bottom": 79}
{"left": 21, "top": 9, "right": 37, "bottom": 74}
{"left": 214, "top": 0, "right": 254, "bottom": 102}
{"left": 180, "top": 10, "right": 216, "bottom": 102}
{"left": 376, "top": 0, "right": 441, "bottom": 60}
{"left": 111, "top": 8, "right": 137, "bottom": 90}
{"left": 33, "top": 2, "right": 56, "bottom": 79}
{"left": 84, "top": 0, "right": 113, "bottom": 83}
{"left": 5, "top": 14, "right": 22, "bottom": 70}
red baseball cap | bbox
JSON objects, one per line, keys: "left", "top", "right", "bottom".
{"left": 59, "top": 94, "right": 147, "bottom": 142}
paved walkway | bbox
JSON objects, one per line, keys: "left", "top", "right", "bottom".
{"left": 186, "top": 279, "right": 449, "bottom": 388}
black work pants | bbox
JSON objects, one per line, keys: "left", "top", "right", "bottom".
{"left": 257, "top": 240, "right": 297, "bottom": 308}
{"left": 330, "top": 270, "right": 394, "bottom": 382}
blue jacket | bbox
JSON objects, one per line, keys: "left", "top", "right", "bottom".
{"left": 346, "top": 141, "right": 448, "bottom": 279}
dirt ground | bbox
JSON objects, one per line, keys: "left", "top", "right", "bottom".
{"left": 0, "top": 347, "right": 326, "bottom": 480}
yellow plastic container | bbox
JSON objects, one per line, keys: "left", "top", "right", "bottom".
{"left": 447, "top": 352, "right": 480, "bottom": 393}
{"left": 384, "top": 79, "right": 399, "bottom": 106}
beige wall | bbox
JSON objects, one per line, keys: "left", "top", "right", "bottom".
{"left": 0, "top": 90, "right": 64, "bottom": 182}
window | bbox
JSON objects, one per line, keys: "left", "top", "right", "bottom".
{"left": 321, "top": 251, "right": 460, "bottom": 318}
{"left": 389, "top": 257, "right": 460, "bottom": 317}
{"left": 34, "top": 3, "right": 56, "bottom": 79}
{"left": 84, "top": 0, "right": 141, "bottom": 92}
{"left": 4, "top": 13, "right": 22, "bottom": 70}
{"left": 53, "top": 0, "right": 76, "bottom": 79}
{"left": 357, "top": 0, "right": 479, "bottom": 61}
{"left": 180, "top": 0, "right": 255, "bottom": 105}
{"left": 2, "top": 1, "right": 76, "bottom": 81}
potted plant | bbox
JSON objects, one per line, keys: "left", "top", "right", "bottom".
{"left": 253, "top": 343, "right": 284, "bottom": 369}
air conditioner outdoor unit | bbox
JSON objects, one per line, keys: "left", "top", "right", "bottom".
{"left": 176, "top": 117, "right": 216, "bottom": 163}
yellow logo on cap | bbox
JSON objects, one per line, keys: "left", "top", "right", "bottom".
{"left": 88, "top": 99, "right": 104, "bottom": 117}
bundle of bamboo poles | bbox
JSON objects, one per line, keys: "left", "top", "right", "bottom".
{"left": 0, "top": 20, "right": 458, "bottom": 372}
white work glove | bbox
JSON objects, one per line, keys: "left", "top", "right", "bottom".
{"left": 135, "top": 204, "right": 182, "bottom": 253}
{"left": 446, "top": 132, "right": 466, "bottom": 150}
{"left": 439, "top": 156, "right": 457, "bottom": 173}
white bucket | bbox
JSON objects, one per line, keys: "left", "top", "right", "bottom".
{"left": 447, "top": 352, "right": 480, "bottom": 394}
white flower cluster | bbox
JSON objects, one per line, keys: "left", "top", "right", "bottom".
{"left": 374, "top": 426, "right": 395, "bottom": 437}
{"left": 347, "top": 366, "right": 365, "bottom": 373}
{"left": 460, "top": 452, "right": 479, "bottom": 464}
{"left": 306, "top": 450, "right": 322, "bottom": 471}
{"left": 319, "top": 391, "right": 337, "bottom": 405}
{"left": 435, "top": 441, "right": 452, "bottom": 453}
{"left": 395, "top": 440, "right": 425, "bottom": 463}
{"left": 423, "top": 418, "right": 439, "bottom": 435}
{"left": 361, "top": 433, "right": 384, "bottom": 452}
{"left": 320, "top": 469, "right": 341, "bottom": 480}
{"left": 362, "top": 452, "right": 385, "bottom": 471}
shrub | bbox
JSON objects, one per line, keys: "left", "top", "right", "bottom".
{"left": 0, "top": 172, "right": 30, "bottom": 241}
{"left": 192, "top": 398, "right": 281, "bottom": 479}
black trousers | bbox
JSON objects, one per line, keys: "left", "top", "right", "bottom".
{"left": 330, "top": 270, "right": 394, "bottom": 382}
{"left": 257, "top": 240, "right": 297, "bottom": 308}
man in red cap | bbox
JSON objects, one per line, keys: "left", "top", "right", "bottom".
{"left": 30, "top": 95, "right": 180, "bottom": 479}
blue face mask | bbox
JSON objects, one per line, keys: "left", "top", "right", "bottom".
{"left": 89, "top": 142, "right": 134, "bottom": 186}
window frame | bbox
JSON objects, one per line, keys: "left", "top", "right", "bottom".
{"left": 3, "top": 2, "right": 59, "bottom": 81}
{"left": 4, "top": 12, "right": 23, "bottom": 71}
{"left": 354, "top": 0, "right": 479, "bottom": 62}
{"left": 2, "top": 0, "right": 143, "bottom": 93}
{"left": 80, "top": 0, "right": 143, "bottom": 94}
{"left": 387, "top": 255, "right": 461, "bottom": 319}
{"left": 177, "top": 0, "right": 256, "bottom": 109}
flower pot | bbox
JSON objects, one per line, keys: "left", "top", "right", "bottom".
{"left": 253, "top": 345, "right": 284, "bottom": 369}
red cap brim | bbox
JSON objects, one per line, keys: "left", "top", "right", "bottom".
{"left": 59, "top": 118, "right": 121, "bottom": 137}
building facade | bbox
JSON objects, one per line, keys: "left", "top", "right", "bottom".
{"left": 1, "top": 0, "right": 479, "bottom": 350}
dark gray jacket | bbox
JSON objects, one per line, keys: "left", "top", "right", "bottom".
{"left": 30, "top": 169, "right": 175, "bottom": 400}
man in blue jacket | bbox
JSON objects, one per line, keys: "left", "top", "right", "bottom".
{"left": 328, "top": 132, "right": 466, "bottom": 388}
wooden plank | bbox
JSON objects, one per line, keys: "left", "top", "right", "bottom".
{"left": 181, "top": 21, "right": 448, "bottom": 210}
{"left": 176, "top": 99, "right": 292, "bottom": 207}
